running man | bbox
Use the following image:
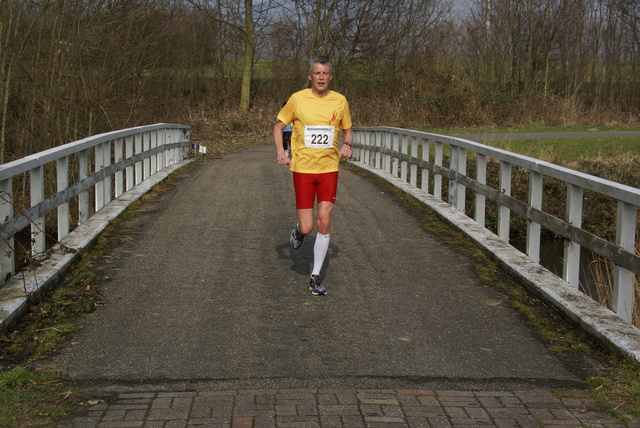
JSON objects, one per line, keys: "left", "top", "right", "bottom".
{"left": 273, "top": 55, "right": 353, "bottom": 295}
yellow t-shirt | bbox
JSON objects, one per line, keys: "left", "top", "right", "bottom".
{"left": 277, "top": 88, "right": 352, "bottom": 173}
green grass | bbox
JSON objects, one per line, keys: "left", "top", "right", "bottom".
{"left": 0, "top": 368, "right": 74, "bottom": 427}
{"left": 481, "top": 137, "right": 640, "bottom": 161}
{"left": 419, "top": 124, "right": 640, "bottom": 134}
{"left": 413, "top": 125, "right": 640, "bottom": 161}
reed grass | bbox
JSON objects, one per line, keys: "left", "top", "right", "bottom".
{"left": 584, "top": 244, "right": 640, "bottom": 327}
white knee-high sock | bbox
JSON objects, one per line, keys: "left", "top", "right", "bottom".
{"left": 312, "top": 233, "right": 330, "bottom": 276}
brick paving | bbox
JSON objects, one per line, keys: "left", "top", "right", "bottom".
{"left": 59, "top": 388, "right": 640, "bottom": 427}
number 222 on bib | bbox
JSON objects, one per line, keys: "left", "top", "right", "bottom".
{"left": 304, "top": 126, "right": 334, "bottom": 148}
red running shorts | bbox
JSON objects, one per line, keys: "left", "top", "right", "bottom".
{"left": 292, "top": 171, "right": 339, "bottom": 209}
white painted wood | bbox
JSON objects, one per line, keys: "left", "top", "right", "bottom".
{"left": 0, "top": 178, "right": 14, "bottom": 282}
{"left": 135, "top": 133, "right": 143, "bottom": 185}
{"left": 434, "top": 141, "right": 443, "bottom": 200}
{"left": 401, "top": 134, "right": 408, "bottom": 183}
{"left": 56, "top": 157, "right": 70, "bottom": 240}
{"left": 0, "top": 124, "right": 190, "bottom": 280}
{"left": 457, "top": 147, "right": 466, "bottom": 212}
{"left": 475, "top": 153, "right": 486, "bottom": 227}
{"left": 410, "top": 136, "right": 418, "bottom": 188}
{"left": 498, "top": 161, "right": 512, "bottom": 242}
{"left": 563, "top": 183, "right": 583, "bottom": 288}
{"left": 95, "top": 143, "right": 105, "bottom": 212}
{"left": 144, "top": 131, "right": 151, "bottom": 180}
{"left": 392, "top": 133, "right": 399, "bottom": 177}
{"left": 115, "top": 138, "right": 124, "bottom": 198}
{"left": 449, "top": 146, "right": 458, "bottom": 206}
{"left": 375, "top": 132, "right": 381, "bottom": 170}
{"left": 30, "top": 165, "right": 45, "bottom": 255}
{"left": 613, "top": 201, "right": 637, "bottom": 322}
{"left": 78, "top": 149, "right": 89, "bottom": 224}
{"left": 350, "top": 126, "right": 640, "bottom": 325}
{"left": 420, "top": 138, "right": 429, "bottom": 193}
{"left": 150, "top": 131, "right": 158, "bottom": 175}
{"left": 104, "top": 140, "right": 112, "bottom": 207}
{"left": 125, "top": 135, "right": 134, "bottom": 191}
{"left": 527, "top": 171, "right": 543, "bottom": 263}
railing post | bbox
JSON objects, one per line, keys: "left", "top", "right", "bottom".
{"left": 358, "top": 131, "right": 365, "bottom": 164}
{"left": 144, "top": 131, "right": 151, "bottom": 180}
{"left": 169, "top": 129, "right": 174, "bottom": 164}
{"left": 448, "top": 146, "right": 466, "bottom": 212}
{"left": 381, "top": 132, "right": 388, "bottom": 174}
{"left": 449, "top": 145, "right": 459, "bottom": 207}
{"left": 527, "top": 171, "right": 543, "bottom": 263}
{"left": 410, "top": 136, "right": 418, "bottom": 187}
{"left": 375, "top": 132, "right": 381, "bottom": 170}
{"left": 612, "top": 201, "right": 636, "bottom": 322}
{"left": 104, "top": 140, "right": 112, "bottom": 205}
{"left": 135, "top": 132, "right": 143, "bottom": 185}
{"left": 400, "top": 134, "right": 408, "bottom": 183}
{"left": 475, "top": 153, "right": 486, "bottom": 227}
{"left": 30, "top": 165, "right": 45, "bottom": 255}
{"left": 114, "top": 138, "right": 124, "bottom": 198}
{"left": 125, "top": 135, "right": 134, "bottom": 191}
{"left": 563, "top": 183, "right": 583, "bottom": 288}
{"left": 421, "top": 138, "right": 430, "bottom": 194}
{"left": 457, "top": 147, "right": 466, "bottom": 212}
{"left": 78, "top": 149, "right": 89, "bottom": 224}
{"left": 498, "top": 161, "right": 512, "bottom": 242}
{"left": 56, "top": 156, "right": 70, "bottom": 240}
{"left": 433, "top": 141, "right": 443, "bottom": 200}
{"left": 159, "top": 130, "right": 167, "bottom": 169}
{"left": 151, "top": 130, "right": 158, "bottom": 175}
{"left": 391, "top": 133, "right": 398, "bottom": 176}
{"left": 95, "top": 143, "right": 105, "bottom": 212}
{"left": 0, "top": 178, "right": 14, "bottom": 281}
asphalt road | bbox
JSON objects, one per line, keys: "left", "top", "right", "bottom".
{"left": 48, "top": 145, "right": 582, "bottom": 393}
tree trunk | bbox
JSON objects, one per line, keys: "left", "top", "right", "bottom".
{"left": 240, "top": 0, "right": 253, "bottom": 112}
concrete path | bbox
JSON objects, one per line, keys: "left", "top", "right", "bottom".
{"left": 50, "top": 145, "right": 637, "bottom": 427}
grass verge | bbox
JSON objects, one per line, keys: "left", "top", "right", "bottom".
{"left": 421, "top": 124, "right": 640, "bottom": 134}
{"left": 0, "top": 368, "right": 74, "bottom": 427}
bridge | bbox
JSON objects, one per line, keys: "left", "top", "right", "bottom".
{"left": 1, "top": 125, "right": 639, "bottom": 426}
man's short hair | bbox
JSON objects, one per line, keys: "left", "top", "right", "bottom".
{"left": 309, "top": 55, "right": 332, "bottom": 74}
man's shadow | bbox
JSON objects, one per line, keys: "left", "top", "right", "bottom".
{"left": 275, "top": 235, "right": 339, "bottom": 279}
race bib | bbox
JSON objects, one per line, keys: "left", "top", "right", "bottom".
{"left": 304, "top": 126, "right": 334, "bottom": 148}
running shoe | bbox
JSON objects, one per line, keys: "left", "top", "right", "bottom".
{"left": 290, "top": 225, "right": 304, "bottom": 249}
{"left": 309, "top": 275, "right": 327, "bottom": 295}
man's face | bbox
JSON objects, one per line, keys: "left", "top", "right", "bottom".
{"left": 308, "top": 63, "right": 332, "bottom": 96}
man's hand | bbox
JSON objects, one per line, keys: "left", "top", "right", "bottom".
{"left": 339, "top": 144, "right": 352, "bottom": 159}
{"left": 277, "top": 151, "right": 291, "bottom": 166}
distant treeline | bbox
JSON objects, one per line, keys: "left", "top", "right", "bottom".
{"left": 1, "top": 0, "right": 638, "bottom": 162}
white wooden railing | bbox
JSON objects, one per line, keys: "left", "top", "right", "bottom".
{"left": 0, "top": 124, "right": 191, "bottom": 284}
{"left": 351, "top": 127, "right": 639, "bottom": 324}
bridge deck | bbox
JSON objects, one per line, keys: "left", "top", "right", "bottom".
{"left": 46, "top": 146, "right": 634, "bottom": 426}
